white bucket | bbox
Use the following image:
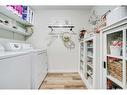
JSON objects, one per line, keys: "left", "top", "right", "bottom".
{"left": 110, "top": 46, "right": 121, "bottom": 56}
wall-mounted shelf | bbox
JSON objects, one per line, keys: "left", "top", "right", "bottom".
{"left": 48, "top": 25, "right": 74, "bottom": 28}
{"left": 48, "top": 32, "right": 77, "bottom": 36}
{"left": 48, "top": 25, "right": 75, "bottom": 33}
{"left": 0, "top": 6, "right": 33, "bottom": 26}
{"left": 0, "top": 23, "right": 31, "bottom": 36}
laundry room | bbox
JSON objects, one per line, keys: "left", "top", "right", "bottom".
{"left": 0, "top": 4, "right": 127, "bottom": 90}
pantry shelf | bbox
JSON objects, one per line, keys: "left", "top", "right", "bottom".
{"left": 0, "top": 23, "right": 31, "bottom": 36}
{"left": 87, "top": 55, "right": 93, "bottom": 58}
{"left": 87, "top": 71, "right": 93, "bottom": 78}
{"left": 79, "top": 33, "right": 100, "bottom": 89}
{"left": 107, "top": 54, "right": 123, "bottom": 59}
{"left": 107, "top": 75, "right": 124, "bottom": 88}
{"left": 0, "top": 6, "right": 33, "bottom": 26}
{"left": 87, "top": 63, "right": 93, "bottom": 68}
{"left": 79, "top": 40, "right": 84, "bottom": 43}
{"left": 87, "top": 47, "right": 93, "bottom": 49}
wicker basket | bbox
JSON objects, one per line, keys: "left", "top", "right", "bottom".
{"left": 108, "top": 61, "right": 122, "bottom": 81}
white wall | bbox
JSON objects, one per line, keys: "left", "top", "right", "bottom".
{"left": 91, "top": 6, "right": 116, "bottom": 16}
{"left": 88, "top": 6, "right": 116, "bottom": 30}
{"left": 27, "top": 9, "right": 91, "bottom": 72}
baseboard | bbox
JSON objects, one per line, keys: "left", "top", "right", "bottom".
{"left": 48, "top": 70, "right": 78, "bottom": 73}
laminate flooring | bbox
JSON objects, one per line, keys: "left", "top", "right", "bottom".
{"left": 39, "top": 72, "right": 87, "bottom": 89}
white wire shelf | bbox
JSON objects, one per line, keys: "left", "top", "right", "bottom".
{"left": 0, "top": 6, "right": 33, "bottom": 26}
{"left": 0, "top": 23, "right": 31, "bottom": 36}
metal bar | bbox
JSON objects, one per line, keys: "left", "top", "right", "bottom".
{"left": 48, "top": 26, "right": 74, "bottom": 28}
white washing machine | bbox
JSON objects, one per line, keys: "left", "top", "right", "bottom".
{"left": 21, "top": 43, "right": 48, "bottom": 89}
{"left": 0, "top": 42, "right": 48, "bottom": 89}
{"left": 31, "top": 50, "right": 48, "bottom": 89}
{"left": 0, "top": 43, "right": 31, "bottom": 89}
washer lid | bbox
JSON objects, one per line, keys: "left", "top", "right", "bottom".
{"left": 21, "top": 43, "right": 33, "bottom": 50}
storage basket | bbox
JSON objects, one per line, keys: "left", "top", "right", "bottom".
{"left": 108, "top": 61, "right": 122, "bottom": 81}
{"left": 116, "top": 75, "right": 122, "bottom": 81}
{"left": 115, "top": 62, "right": 122, "bottom": 81}
{"left": 110, "top": 46, "right": 122, "bottom": 56}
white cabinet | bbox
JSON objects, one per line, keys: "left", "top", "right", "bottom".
{"left": 102, "top": 24, "right": 127, "bottom": 89}
{"left": 0, "top": 53, "right": 31, "bottom": 89}
{"left": 31, "top": 50, "right": 48, "bottom": 89}
{"left": 79, "top": 40, "right": 84, "bottom": 74}
{"left": 101, "top": 17, "right": 127, "bottom": 89}
{"left": 79, "top": 33, "right": 100, "bottom": 89}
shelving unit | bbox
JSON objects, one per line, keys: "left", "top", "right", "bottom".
{"left": 0, "top": 6, "right": 33, "bottom": 36}
{"left": 107, "top": 75, "right": 123, "bottom": 88}
{"left": 86, "top": 39, "right": 94, "bottom": 82}
{"left": 79, "top": 40, "right": 84, "bottom": 74}
{"left": 0, "top": 23, "right": 31, "bottom": 36}
{"left": 0, "top": 6, "right": 33, "bottom": 26}
{"left": 105, "top": 30, "right": 125, "bottom": 89}
{"left": 79, "top": 33, "right": 100, "bottom": 89}
{"left": 102, "top": 18, "right": 127, "bottom": 89}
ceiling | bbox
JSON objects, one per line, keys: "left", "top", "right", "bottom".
{"left": 31, "top": 6, "right": 93, "bottom": 11}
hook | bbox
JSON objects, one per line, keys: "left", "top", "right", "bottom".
{"left": 51, "top": 27, "right": 53, "bottom": 32}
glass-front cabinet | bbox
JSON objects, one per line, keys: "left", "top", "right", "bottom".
{"left": 82, "top": 33, "right": 100, "bottom": 89}
{"left": 85, "top": 39, "right": 94, "bottom": 87}
{"left": 107, "top": 31, "right": 123, "bottom": 56}
{"left": 103, "top": 25, "right": 127, "bottom": 89}
{"left": 80, "top": 41, "right": 84, "bottom": 73}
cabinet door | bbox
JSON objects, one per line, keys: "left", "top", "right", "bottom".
{"left": 103, "top": 29, "right": 124, "bottom": 89}
{"left": 0, "top": 54, "right": 31, "bottom": 89}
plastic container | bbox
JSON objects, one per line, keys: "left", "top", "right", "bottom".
{"left": 110, "top": 46, "right": 122, "bottom": 56}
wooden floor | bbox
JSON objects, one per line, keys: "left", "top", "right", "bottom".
{"left": 39, "top": 72, "right": 87, "bottom": 89}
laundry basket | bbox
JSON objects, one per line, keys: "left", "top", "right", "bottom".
{"left": 110, "top": 46, "right": 121, "bottom": 56}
